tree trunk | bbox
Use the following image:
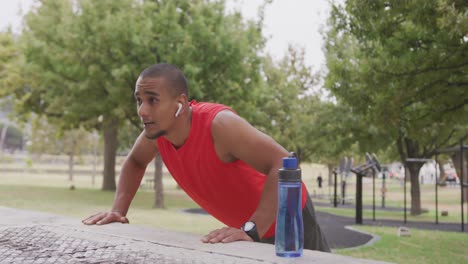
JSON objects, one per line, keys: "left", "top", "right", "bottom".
{"left": 92, "top": 131, "right": 98, "bottom": 187}
{"left": 0, "top": 124, "right": 8, "bottom": 154}
{"left": 327, "top": 163, "right": 334, "bottom": 186}
{"left": 68, "top": 150, "right": 75, "bottom": 190}
{"left": 102, "top": 118, "right": 119, "bottom": 191}
{"left": 436, "top": 159, "right": 446, "bottom": 184}
{"left": 397, "top": 135, "right": 424, "bottom": 215}
{"left": 296, "top": 147, "right": 302, "bottom": 165}
{"left": 406, "top": 162, "right": 423, "bottom": 215}
{"left": 451, "top": 151, "right": 468, "bottom": 202}
{"left": 153, "top": 152, "right": 165, "bottom": 208}
{"left": 68, "top": 135, "right": 77, "bottom": 190}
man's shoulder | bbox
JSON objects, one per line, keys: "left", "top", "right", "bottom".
{"left": 193, "top": 102, "right": 236, "bottom": 121}
{"left": 211, "top": 109, "right": 249, "bottom": 138}
{"left": 193, "top": 101, "right": 231, "bottom": 112}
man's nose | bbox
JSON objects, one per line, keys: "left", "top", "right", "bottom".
{"left": 138, "top": 103, "right": 148, "bottom": 118}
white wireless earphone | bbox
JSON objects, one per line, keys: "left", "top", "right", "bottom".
{"left": 175, "top": 103, "right": 182, "bottom": 117}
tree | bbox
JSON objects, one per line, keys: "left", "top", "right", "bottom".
{"left": 324, "top": 0, "right": 468, "bottom": 214}
{"left": 254, "top": 44, "right": 361, "bottom": 187}
{"left": 0, "top": 31, "right": 20, "bottom": 96}
{"left": 306, "top": 101, "right": 363, "bottom": 184}
{"left": 28, "top": 117, "right": 96, "bottom": 188}
{"left": 8, "top": 0, "right": 266, "bottom": 192}
{"left": 256, "top": 46, "right": 321, "bottom": 163}
{"left": 0, "top": 122, "right": 23, "bottom": 153}
{"left": 255, "top": 43, "right": 365, "bottom": 185}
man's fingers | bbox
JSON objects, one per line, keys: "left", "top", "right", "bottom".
{"left": 208, "top": 232, "right": 226, "bottom": 243}
{"left": 209, "top": 227, "right": 236, "bottom": 243}
{"left": 82, "top": 212, "right": 99, "bottom": 222}
{"left": 96, "top": 213, "right": 119, "bottom": 225}
{"left": 201, "top": 228, "right": 222, "bottom": 242}
{"left": 201, "top": 227, "right": 228, "bottom": 242}
{"left": 82, "top": 212, "right": 128, "bottom": 225}
{"left": 221, "top": 230, "right": 253, "bottom": 243}
{"left": 201, "top": 227, "right": 252, "bottom": 244}
{"left": 82, "top": 212, "right": 107, "bottom": 225}
{"left": 82, "top": 212, "right": 103, "bottom": 224}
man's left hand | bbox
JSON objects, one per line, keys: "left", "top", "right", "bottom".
{"left": 201, "top": 227, "right": 254, "bottom": 243}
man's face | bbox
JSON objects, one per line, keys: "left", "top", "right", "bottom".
{"left": 134, "top": 77, "right": 178, "bottom": 139}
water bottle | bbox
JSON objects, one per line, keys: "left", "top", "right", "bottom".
{"left": 275, "top": 152, "right": 303, "bottom": 257}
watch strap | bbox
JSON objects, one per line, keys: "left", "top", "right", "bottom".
{"left": 241, "top": 222, "right": 260, "bottom": 242}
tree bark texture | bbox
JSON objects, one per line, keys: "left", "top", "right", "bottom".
{"left": 102, "top": 118, "right": 119, "bottom": 191}
{"left": 327, "top": 163, "right": 334, "bottom": 187}
{"left": 68, "top": 150, "right": 75, "bottom": 189}
{"left": 436, "top": 159, "right": 446, "bottom": 184}
{"left": 0, "top": 124, "right": 8, "bottom": 153}
{"left": 451, "top": 151, "right": 468, "bottom": 202}
{"left": 406, "top": 162, "right": 423, "bottom": 215}
{"left": 153, "top": 152, "right": 165, "bottom": 208}
{"left": 398, "top": 135, "right": 424, "bottom": 215}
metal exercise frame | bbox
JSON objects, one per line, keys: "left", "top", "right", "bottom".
{"left": 407, "top": 140, "right": 467, "bottom": 231}
{"left": 350, "top": 153, "right": 381, "bottom": 224}
{"left": 332, "top": 157, "right": 353, "bottom": 207}
{"left": 434, "top": 140, "right": 468, "bottom": 232}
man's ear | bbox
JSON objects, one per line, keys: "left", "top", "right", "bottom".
{"left": 175, "top": 103, "right": 183, "bottom": 117}
{"left": 178, "top": 93, "right": 188, "bottom": 103}
{"left": 175, "top": 93, "right": 188, "bottom": 117}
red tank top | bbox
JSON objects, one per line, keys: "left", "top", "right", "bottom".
{"left": 157, "top": 101, "right": 307, "bottom": 238}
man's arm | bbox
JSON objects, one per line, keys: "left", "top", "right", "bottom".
{"left": 202, "top": 110, "right": 288, "bottom": 243}
{"left": 82, "top": 131, "right": 157, "bottom": 225}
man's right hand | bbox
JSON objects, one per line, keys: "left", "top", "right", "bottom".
{"left": 82, "top": 132, "right": 155, "bottom": 227}
{"left": 82, "top": 211, "right": 129, "bottom": 225}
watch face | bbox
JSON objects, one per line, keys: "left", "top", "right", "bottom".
{"left": 243, "top": 221, "right": 255, "bottom": 232}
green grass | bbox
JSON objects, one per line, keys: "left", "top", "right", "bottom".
{"left": 311, "top": 178, "right": 464, "bottom": 224}
{"left": 0, "top": 184, "right": 224, "bottom": 235}
{"left": 314, "top": 202, "right": 462, "bottom": 223}
{"left": 336, "top": 226, "right": 468, "bottom": 264}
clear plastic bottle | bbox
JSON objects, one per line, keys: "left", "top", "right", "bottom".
{"left": 275, "top": 152, "right": 303, "bottom": 257}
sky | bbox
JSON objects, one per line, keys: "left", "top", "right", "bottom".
{"left": 0, "top": 0, "right": 333, "bottom": 71}
{"left": 226, "top": 0, "right": 332, "bottom": 71}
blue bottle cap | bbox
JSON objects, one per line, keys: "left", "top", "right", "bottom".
{"left": 282, "top": 157, "right": 298, "bottom": 169}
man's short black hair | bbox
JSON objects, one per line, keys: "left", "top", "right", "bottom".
{"left": 139, "top": 63, "right": 188, "bottom": 98}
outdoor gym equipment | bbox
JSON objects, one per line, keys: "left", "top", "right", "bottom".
{"left": 350, "top": 153, "right": 381, "bottom": 224}
{"left": 405, "top": 139, "right": 467, "bottom": 232}
{"left": 434, "top": 140, "right": 467, "bottom": 232}
{"left": 332, "top": 156, "right": 353, "bottom": 207}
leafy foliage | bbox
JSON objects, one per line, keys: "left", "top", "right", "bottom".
{"left": 255, "top": 46, "right": 319, "bottom": 163}
{"left": 2, "top": 0, "right": 267, "bottom": 190}
{"left": 324, "top": 0, "right": 468, "bottom": 214}
{"left": 27, "top": 117, "right": 97, "bottom": 157}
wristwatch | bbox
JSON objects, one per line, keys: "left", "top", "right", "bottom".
{"left": 241, "top": 221, "right": 260, "bottom": 242}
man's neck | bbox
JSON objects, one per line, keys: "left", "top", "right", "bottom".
{"left": 164, "top": 107, "right": 192, "bottom": 148}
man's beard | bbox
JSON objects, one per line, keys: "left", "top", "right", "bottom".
{"left": 145, "top": 130, "right": 167, "bottom": 140}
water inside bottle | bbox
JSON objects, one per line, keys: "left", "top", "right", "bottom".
{"left": 275, "top": 182, "right": 303, "bottom": 257}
